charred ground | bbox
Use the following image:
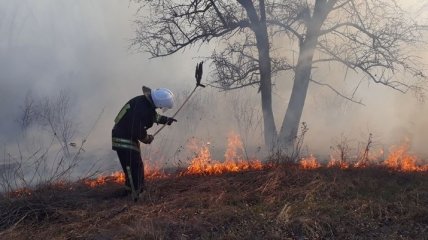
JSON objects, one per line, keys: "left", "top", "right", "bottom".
{"left": 0, "top": 165, "right": 427, "bottom": 240}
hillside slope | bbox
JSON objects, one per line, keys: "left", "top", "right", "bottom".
{"left": 1, "top": 166, "right": 427, "bottom": 239}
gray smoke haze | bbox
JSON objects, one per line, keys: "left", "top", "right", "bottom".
{"left": 0, "top": 0, "right": 427, "bottom": 179}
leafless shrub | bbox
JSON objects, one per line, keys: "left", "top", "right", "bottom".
{"left": 229, "top": 94, "right": 263, "bottom": 160}
{"left": 331, "top": 135, "right": 353, "bottom": 164}
{"left": 327, "top": 133, "right": 385, "bottom": 168}
{"left": 291, "top": 122, "right": 309, "bottom": 162}
{"left": 0, "top": 91, "right": 100, "bottom": 193}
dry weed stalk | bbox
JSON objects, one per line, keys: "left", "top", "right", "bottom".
{"left": 355, "top": 133, "right": 374, "bottom": 167}
{"left": 0, "top": 91, "right": 101, "bottom": 193}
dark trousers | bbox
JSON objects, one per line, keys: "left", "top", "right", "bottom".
{"left": 116, "top": 149, "right": 144, "bottom": 192}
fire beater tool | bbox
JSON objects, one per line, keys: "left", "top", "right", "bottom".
{"left": 130, "top": 62, "right": 204, "bottom": 202}
{"left": 151, "top": 61, "right": 205, "bottom": 137}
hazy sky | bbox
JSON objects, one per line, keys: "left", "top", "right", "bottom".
{"left": 0, "top": 0, "right": 427, "bottom": 171}
{"left": 0, "top": 1, "right": 201, "bottom": 138}
{"left": 0, "top": 0, "right": 222, "bottom": 173}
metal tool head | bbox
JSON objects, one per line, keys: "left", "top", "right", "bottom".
{"left": 195, "top": 61, "right": 205, "bottom": 88}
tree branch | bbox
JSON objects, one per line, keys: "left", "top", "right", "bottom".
{"left": 310, "top": 79, "right": 365, "bottom": 105}
{"left": 267, "top": 20, "right": 304, "bottom": 42}
{"left": 319, "top": 22, "right": 375, "bottom": 37}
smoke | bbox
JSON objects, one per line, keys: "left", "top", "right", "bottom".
{"left": 0, "top": 1, "right": 251, "bottom": 177}
{"left": 0, "top": 0, "right": 427, "bottom": 182}
{"left": 268, "top": 0, "right": 428, "bottom": 158}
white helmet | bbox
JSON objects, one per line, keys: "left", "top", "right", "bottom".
{"left": 151, "top": 88, "right": 174, "bottom": 109}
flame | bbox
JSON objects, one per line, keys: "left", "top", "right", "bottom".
{"left": 327, "top": 158, "right": 350, "bottom": 169}
{"left": 224, "top": 132, "right": 245, "bottom": 162}
{"left": 299, "top": 155, "right": 321, "bottom": 169}
{"left": 8, "top": 135, "right": 427, "bottom": 198}
{"left": 83, "top": 137, "right": 427, "bottom": 189}
{"left": 328, "top": 145, "right": 351, "bottom": 169}
{"left": 384, "top": 140, "right": 427, "bottom": 172}
{"left": 181, "top": 132, "right": 263, "bottom": 175}
{"left": 298, "top": 143, "right": 428, "bottom": 172}
{"left": 181, "top": 141, "right": 214, "bottom": 174}
{"left": 84, "top": 163, "right": 166, "bottom": 188}
{"left": 354, "top": 149, "right": 384, "bottom": 168}
{"left": 144, "top": 161, "right": 168, "bottom": 179}
{"left": 84, "top": 171, "right": 124, "bottom": 187}
{"left": 84, "top": 132, "right": 264, "bottom": 186}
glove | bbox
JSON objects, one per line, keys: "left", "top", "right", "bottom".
{"left": 166, "top": 117, "right": 177, "bottom": 125}
{"left": 141, "top": 134, "right": 154, "bottom": 144}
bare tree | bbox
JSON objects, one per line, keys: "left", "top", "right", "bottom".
{"left": 269, "top": 0, "right": 426, "bottom": 148}
{"left": 132, "top": 0, "right": 286, "bottom": 147}
{"left": 133, "top": 0, "right": 426, "bottom": 152}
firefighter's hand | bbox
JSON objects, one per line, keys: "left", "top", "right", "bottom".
{"left": 141, "top": 135, "right": 154, "bottom": 144}
{"left": 166, "top": 117, "right": 177, "bottom": 125}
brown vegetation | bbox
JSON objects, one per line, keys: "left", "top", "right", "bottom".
{"left": 1, "top": 164, "right": 427, "bottom": 240}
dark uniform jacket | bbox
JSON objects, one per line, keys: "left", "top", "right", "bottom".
{"left": 112, "top": 95, "right": 169, "bottom": 152}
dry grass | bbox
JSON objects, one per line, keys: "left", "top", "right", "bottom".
{"left": 0, "top": 165, "right": 427, "bottom": 240}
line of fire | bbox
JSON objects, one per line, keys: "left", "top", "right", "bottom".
{"left": 82, "top": 132, "right": 428, "bottom": 188}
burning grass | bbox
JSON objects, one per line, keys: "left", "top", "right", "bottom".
{"left": 2, "top": 135, "right": 427, "bottom": 239}
{"left": 1, "top": 165, "right": 427, "bottom": 239}
{"left": 299, "top": 139, "right": 428, "bottom": 172}
{"left": 84, "top": 139, "right": 428, "bottom": 190}
{"left": 180, "top": 132, "right": 263, "bottom": 176}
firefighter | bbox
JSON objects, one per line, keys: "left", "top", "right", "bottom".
{"left": 112, "top": 86, "right": 177, "bottom": 200}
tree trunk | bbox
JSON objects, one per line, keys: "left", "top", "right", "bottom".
{"left": 278, "top": 40, "right": 316, "bottom": 149}
{"left": 258, "top": 32, "right": 277, "bottom": 148}
{"left": 278, "top": 0, "right": 332, "bottom": 149}
{"left": 238, "top": 0, "right": 277, "bottom": 148}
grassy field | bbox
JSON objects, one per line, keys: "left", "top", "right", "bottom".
{"left": 0, "top": 164, "right": 427, "bottom": 240}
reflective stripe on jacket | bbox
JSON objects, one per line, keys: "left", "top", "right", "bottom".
{"left": 112, "top": 137, "right": 140, "bottom": 152}
{"left": 112, "top": 95, "right": 168, "bottom": 142}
